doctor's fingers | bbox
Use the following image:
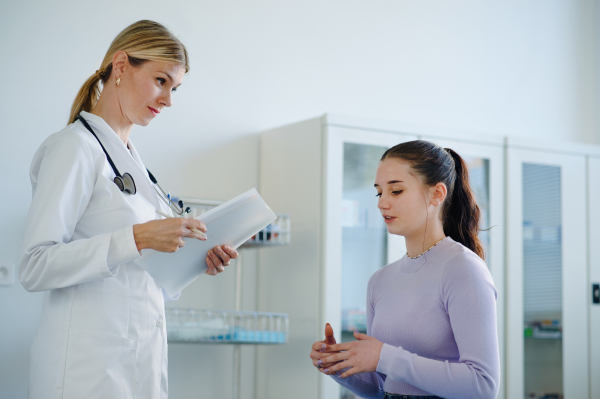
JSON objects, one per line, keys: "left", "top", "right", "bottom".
{"left": 213, "top": 246, "right": 233, "bottom": 266}
{"left": 221, "top": 245, "right": 238, "bottom": 260}
{"left": 182, "top": 218, "right": 207, "bottom": 233}
{"left": 205, "top": 255, "right": 219, "bottom": 276}
{"left": 207, "top": 249, "right": 225, "bottom": 273}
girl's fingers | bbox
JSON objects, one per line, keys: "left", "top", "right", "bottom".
{"left": 339, "top": 366, "right": 360, "bottom": 378}
{"left": 324, "top": 359, "right": 350, "bottom": 375}
{"left": 325, "top": 342, "right": 353, "bottom": 352}
{"left": 321, "top": 352, "right": 348, "bottom": 364}
{"left": 313, "top": 342, "right": 326, "bottom": 351}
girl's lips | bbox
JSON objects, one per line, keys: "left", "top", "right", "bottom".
{"left": 383, "top": 216, "right": 396, "bottom": 224}
{"left": 148, "top": 107, "right": 159, "bottom": 116}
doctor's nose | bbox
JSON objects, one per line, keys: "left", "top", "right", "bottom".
{"left": 160, "top": 91, "right": 173, "bottom": 108}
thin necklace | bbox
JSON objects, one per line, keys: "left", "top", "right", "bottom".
{"left": 407, "top": 237, "right": 446, "bottom": 259}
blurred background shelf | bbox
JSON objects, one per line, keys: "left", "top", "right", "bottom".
{"left": 166, "top": 308, "right": 289, "bottom": 345}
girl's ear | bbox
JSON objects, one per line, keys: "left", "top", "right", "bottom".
{"left": 430, "top": 182, "right": 448, "bottom": 207}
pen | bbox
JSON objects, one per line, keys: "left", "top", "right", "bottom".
{"left": 155, "top": 210, "right": 208, "bottom": 239}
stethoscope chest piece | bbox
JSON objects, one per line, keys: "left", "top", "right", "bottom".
{"left": 115, "top": 173, "right": 137, "bottom": 195}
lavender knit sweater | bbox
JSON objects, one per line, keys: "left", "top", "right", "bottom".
{"left": 332, "top": 237, "right": 500, "bottom": 399}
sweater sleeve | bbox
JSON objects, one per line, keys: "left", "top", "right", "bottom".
{"left": 330, "top": 269, "right": 386, "bottom": 399}
{"left": 375, "top": 252, "right": 500, "bottom": 399}
{"left": 19, "top": 132, "right": 141, "bottom": 292}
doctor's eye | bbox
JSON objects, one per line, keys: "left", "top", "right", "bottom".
{"left": 375, "top": 193, "right": 382, "bottom": 198}
{"left": 392, "top": 190, "right": 403, "bottom": 195}
{"left": 156, "top": 78, "right": 166, "bottom": 85}
{"left": 171, "top": 87, "right": 178, "bottom": 93}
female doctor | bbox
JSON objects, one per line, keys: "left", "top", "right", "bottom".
{"left": 19, "top": 20, "right": 237, "bottom": 399}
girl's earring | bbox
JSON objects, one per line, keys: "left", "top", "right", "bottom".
{"left": 116, "top": 77, "right": 121, "bottom": 86}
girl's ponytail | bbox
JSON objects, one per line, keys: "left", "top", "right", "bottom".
{"left": 443, "top": 148, "right": 485, "bottom": 259}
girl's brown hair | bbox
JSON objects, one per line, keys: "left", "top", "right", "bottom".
{"left": 68, "top": 20, "right": 189, "bottom": 124}
{"left": 381, "top": 140, "right": 485, "bottom": 259}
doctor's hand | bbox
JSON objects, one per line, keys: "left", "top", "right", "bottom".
{"left": 133, "top": 217, "right": 207, "bottom": 253}
{"left": 317, "top": 331, "right": 383, "bottom": 378}
{"left": 310, "top": 323, "right": 343, "bottom": 372}
{"left": 205, "top": 245, "right": 238, "bottom": 276}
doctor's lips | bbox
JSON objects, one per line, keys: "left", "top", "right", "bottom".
{"left": 148, "top": 106, "right": 160, "bottom": 116}
{"left": 382, "top": 215, "right": 396, "bottom": 224}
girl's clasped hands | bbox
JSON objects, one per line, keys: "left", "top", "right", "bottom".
{"left": 310, "top": 323, "right": 384, "bottom": 379}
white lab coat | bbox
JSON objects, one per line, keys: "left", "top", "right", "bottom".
{"left": 19, "top": 111, "right": 179, "bottom": 399}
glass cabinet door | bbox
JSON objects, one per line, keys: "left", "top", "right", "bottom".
{"left": 588, "top": 156, "right": 600, "bottom": 399}
{"left": 340, "top": 142, "right": 390, "bottom": 339}
{"left": 340, "top": 142, "right": 390, "bottom": 399}
{"left": 507, "top": 148, "right": 588, "bottom": 399}
{"left": 522, "top": 164, "right": 563, "bottom": 398}
{"left": 423, "top": 137, "right": 506, "bottom": 399}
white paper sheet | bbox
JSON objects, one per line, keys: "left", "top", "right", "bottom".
{"left": 135, "top": 188, "right": 277, "bottom": 296}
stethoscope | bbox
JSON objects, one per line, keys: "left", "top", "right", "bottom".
{"left": 76, "top": 115, "right": 191, "bottom": 216}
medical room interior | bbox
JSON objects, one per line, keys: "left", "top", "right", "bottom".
{"left": 1, "top": 1, "right": 600, "bottom": 399}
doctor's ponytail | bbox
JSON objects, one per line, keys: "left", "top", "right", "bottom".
{"left": 68, "top": 20, "right": 189, "bottom": 124}
{"left": 381, "top": 140, "right": 485, "bottom": 259}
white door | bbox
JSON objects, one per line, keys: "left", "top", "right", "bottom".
{"left": 506, "top": 147, "right": 588, "bottom": 399}
{"left": 588, "top": 156, "right": 600, "bottom": 399}
{"left": 322, "top": 126, "right": 417, "bottom": 399}
{"left": 421, "top": 136, "right": 506, "bottom": 399}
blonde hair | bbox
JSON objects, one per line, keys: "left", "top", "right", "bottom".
{"left": 68, "top": 20, "right": 189, "bottom": 124}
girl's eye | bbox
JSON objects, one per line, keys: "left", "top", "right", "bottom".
{"left": 375, "top": 190, "right": 402, "bottom": 198}
{"left": 171, "top": 87, "right": 178, "bottom": 92}
{"left": 157, "top": 78, "right": 166, "bottom": 85}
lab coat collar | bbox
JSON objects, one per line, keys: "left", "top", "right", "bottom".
{"left": 79, "top": 111, "right": 129, "bottom": 150}
{"left": 77, "top": 111, "right": 162, "bottom": 212}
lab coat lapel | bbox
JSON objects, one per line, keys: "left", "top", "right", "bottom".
{"left": 78, "top": 112, "right": 162, "bottom": 212}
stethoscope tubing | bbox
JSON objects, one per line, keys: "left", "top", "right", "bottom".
{"left": 76, "top": 114, "right": 190, "bottom": 216}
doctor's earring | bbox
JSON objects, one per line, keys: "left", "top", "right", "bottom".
{"left": 116, "top": 77, "right": 121, "bottom": 86}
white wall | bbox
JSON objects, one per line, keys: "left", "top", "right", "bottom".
{"left": 0, "top": 1, "right": 598, "bottom": 398}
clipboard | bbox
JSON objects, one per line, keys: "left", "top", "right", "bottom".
{"left": 135, "top": 188, "right": 277, "bottom": 296}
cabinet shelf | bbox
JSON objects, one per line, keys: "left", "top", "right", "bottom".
{"left": 525, "top": 336, "right": 562, "bottom": 341}
{"left": 166, "top": 308, "right": 289, "bottom": 345}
